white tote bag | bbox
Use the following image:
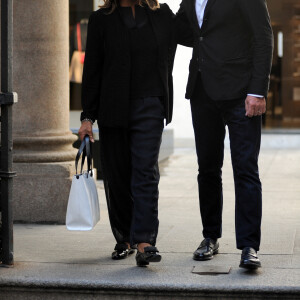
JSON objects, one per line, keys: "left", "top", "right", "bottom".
{"left": 66, "top": 136, "right": 100, "bottom": 231}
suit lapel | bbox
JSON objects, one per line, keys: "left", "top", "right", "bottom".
{"left": 197, "top": 0, "right": 216, "bottom": 32}
{"left": 186, "top": 0, "right": 217, "bottom": 34}
{"left": 203, "top": 0, "right": 216, "bottom": 20}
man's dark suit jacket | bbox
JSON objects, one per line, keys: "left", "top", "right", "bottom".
{"left": 81, "top": 4, "right": 178, "bottom": 128}
{"left": 176, "top": 0, "right": 274, "bottom": 101}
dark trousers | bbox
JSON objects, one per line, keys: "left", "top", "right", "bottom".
{"left": 190, "top": 74, "right": 262, "bottom": 251}
{"left": 99, "top": 97, "right": 164, "bottom": 246}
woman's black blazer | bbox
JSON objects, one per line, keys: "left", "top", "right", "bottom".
{"left": 80, "top": 4, "right": 178, "bottom": 128}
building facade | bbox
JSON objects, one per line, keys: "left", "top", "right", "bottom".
{"left": 268, "top": 0, "right": 300, "bottom": 127}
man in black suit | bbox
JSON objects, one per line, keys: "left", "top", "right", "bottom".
{"left": 176, "top": 0, "right": 273, "bottom": 269}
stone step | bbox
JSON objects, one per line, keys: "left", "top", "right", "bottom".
{"left": 1, "top": 256, "right": 300, "bottom": 300}
{"left": 1, "top": 280, "right": 300, "bottom": 299}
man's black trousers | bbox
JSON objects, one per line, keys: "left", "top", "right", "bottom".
{"left": 190, "top": 74, "right": 262, "bottom": 251}
{"left": 99, "top": 97, "right": 164, "bottom": 247}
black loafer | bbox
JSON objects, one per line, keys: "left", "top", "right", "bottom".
{"left": 112, "top": 243, "right": 135, "bottom": 260}
{"left": 193, "top": 238, "right": 219, "bottom": 261}
{"left": 136, "top": 246, "right": 161, "bottom": 267}
{"left": 240, "top": 247, "right": 261, "bottom": 269}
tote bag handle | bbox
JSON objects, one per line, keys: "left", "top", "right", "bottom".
{"left": 75, "top": 135, "right": 92, "bottom": 176}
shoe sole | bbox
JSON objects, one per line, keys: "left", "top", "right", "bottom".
{"left": 193, "top": 249, "right": 219, "bottom": 261}
{"left": 239, "top": 262, "right": 261, "bottom": 270}
{"left": 137, "top": 254, "right": 162, "bottom": 267}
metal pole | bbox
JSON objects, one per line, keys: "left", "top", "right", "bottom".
{"left": 0, "top": 0, "right": 17, "bottom": 266}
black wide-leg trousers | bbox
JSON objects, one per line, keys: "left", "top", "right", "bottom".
{"left": 190, "top": 74, "right": 262, "bottom": 251}
{"left": 99, "top": 97, "right": 164, "bottom": 246}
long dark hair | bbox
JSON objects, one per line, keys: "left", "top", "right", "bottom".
{"left": 100, "top": 0, "right": 160, "bottom": 14}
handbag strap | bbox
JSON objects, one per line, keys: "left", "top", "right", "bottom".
{"left": 75, "top": 137, "right": 86, "bottom": 175}
{"left": 85, "top": 135, "right": 92, "bottom": 173}
{"left": 75, "top": 135, "right": 92, "bottom": 175}
{"left": 82, "top": 136, "right": 92, "bottom": 174}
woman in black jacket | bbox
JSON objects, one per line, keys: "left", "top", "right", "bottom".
{"left": 78, "top": 0, "right": 190, "bottom": 266}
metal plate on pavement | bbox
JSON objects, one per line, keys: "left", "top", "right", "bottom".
{"left": 191, "top": 265, "right": 232, "bottom": 275}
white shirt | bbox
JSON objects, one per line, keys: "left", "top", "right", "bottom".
{"left": 195, "top": 0, "right": 263, "bottom": 98}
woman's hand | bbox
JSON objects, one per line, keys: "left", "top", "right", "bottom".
{"left": 78, "top": 121, "right": 95, "bottom": 143}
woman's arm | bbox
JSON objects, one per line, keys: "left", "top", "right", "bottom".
{"left": 80, "top": 11, "right": 105, "bottom": 123}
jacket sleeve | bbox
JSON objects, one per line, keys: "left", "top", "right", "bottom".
{"left": 160, "top": 4, "right": 178, "bottom": 67}
{"left": 80, "top": 11, "right": 104, "bottom": 123}
{"left": 175, "top": 2, "right": 194, "bottom": 47}
{"left": 239, "top": 0, "right": 274, "bottom": 98}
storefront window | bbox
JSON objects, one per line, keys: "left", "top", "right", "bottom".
{"left": 69, "top": 0, "right": 94, "bottom": 111}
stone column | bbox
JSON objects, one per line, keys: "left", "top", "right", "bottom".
{"left": 12, "top": 0, "right": 77, "bottom": 223}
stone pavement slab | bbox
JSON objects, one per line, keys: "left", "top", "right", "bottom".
{"left": 1, "top": 147, "right": 300, "bottom": 298}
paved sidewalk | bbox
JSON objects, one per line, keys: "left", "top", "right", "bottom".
{"left": 0, "top": 145, "right": 300, "bottom": 298}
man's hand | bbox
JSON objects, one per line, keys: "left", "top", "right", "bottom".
{"left": 78, "top": 121, "right": 94, "bottom": 143}
{"left": 245, "top": 96, "right": 266, "bottom": 118}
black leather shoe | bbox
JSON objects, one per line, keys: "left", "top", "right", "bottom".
{"left": 193, "top": 238, "right": 219, "bottom": 261}
{"left": 112, "top": 243, "right": 135, "bottom": 260}
{"left": 136, "top": 246, "right": 161, "bottom": 267}
{"left": 239, "top": 247, "right": 261, "bottom": 269}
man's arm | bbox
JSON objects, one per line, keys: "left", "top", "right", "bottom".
{"left": 174, "top": 2, "right": 194, "bottom": 47}
{"left": 239, "top": 0, "right": 274, "bottom": 97}
{"left": 239, "top": 0, "right": 274, "bottom": 117}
